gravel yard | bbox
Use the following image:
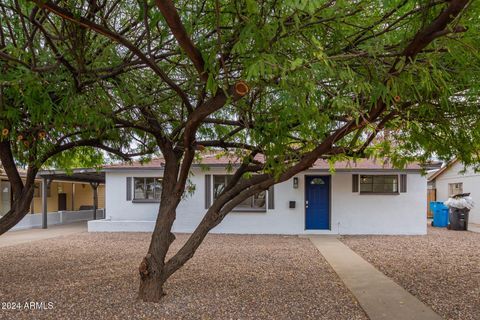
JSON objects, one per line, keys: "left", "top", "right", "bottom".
{"left": 342, "top": 227, "right": 480, "bottom": 320}
{"left": 0, "top": 232, "right": 366, "bottom": 320}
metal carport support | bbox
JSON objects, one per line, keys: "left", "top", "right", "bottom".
{"left": 89, "top": 182, "right": 100, "bottom": 220}
{"left": 38, "top": 169, "right": 105, "bottom": 229}
{"left": 41, "top": 177, "right": 52, "bottom": 229}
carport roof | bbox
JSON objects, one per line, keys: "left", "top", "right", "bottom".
{"left": 38, "top": 168, "right": 105, "bottom": 184}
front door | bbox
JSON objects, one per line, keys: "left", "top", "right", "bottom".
{"left": 305, "top": 176, "right": 330, "bottom": 230}
{"left": 58, "top": 193, "right": 67, "bottom": 211}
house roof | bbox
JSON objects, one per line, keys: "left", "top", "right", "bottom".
{"left": 104, "top": 154, "right": 423, "bottom": 171}
{"left": 0, "top": 165, "right": 28, "bottom": 179}
{"left": 427, "top": 158, "right": 458, "bottom": 182}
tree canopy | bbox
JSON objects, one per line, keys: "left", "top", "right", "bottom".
{"left": 0, "top": 0, "right": 154, "bottom": 234}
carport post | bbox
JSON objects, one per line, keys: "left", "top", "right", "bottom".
{"left": 90, "top": 182, "right": 99, "bottom": 220}
{"left": 41, "top": 177, "right": 48, "bottom": 229}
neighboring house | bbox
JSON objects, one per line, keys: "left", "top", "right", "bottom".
{"left": 89, "top": 155, "right": 428, "bottom": 235}
{"left": 0, "top": 167, "right": 106, "bottom": 230}
{"left": 428, "top": 159, "right": 480, "bottom": 224}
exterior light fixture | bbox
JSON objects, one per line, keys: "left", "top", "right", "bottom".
{"left": 293, "top": 177, "right": 299, "bottom": 189}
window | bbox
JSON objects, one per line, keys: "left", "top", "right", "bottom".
{"left": 213, "top": 175, "right": 266, "bottom": 211}
{"left": 133, "top": 177, "right": 163, "bottom": 201}
{"left": 448, "top": 183, "right": 463, "bottom": 196}
{"left": 310, "top": 178, "right": 325, "bottom": 185}
{"left": 360, "top": 175, "right": 398, "bottom": 194}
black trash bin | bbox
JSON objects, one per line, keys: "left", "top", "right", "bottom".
{"left": 448, "top": 207, "right": 470, "bottom": 230}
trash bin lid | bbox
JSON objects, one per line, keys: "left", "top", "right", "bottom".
{"left": 452, "top": 192, "right": 471, "bottom": 198}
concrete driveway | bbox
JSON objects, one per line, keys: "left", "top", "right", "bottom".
{"left": 0, "top": 221, "right": 87, "bottom": 248}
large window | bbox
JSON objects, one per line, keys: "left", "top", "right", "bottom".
{"left": 360, "top": 175, "right": 398, "bottom": 194}
{"left": 134, "top": 177, "right": 163, "bottom": 201}
{"left": 213, "top": 175, "right": 266, "bottom": 210}
{"left": 448, "top": 183, "right": 463, "bottom": 196}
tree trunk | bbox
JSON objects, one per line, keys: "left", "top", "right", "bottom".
{"left": 137, "top": 202, "right": 177, "bottom": 302}
{"left": 138, "top": 253, "right": 167, "bottom": 301}
{"left": 0, "top": 189, "right": 34, "bottom": 236}
{"left": 138, "top": 153, "right": 181, "bottom": 302}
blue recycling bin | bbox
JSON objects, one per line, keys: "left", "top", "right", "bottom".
{"left": 430, "top": 202, "right": 449, "bottom": 228}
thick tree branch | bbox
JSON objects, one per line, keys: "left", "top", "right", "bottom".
{"left": 155, "top": 0, "right": 206, "bottom": 81}
{"left": 403, "top": 0, "right": 469, "bottom": 59}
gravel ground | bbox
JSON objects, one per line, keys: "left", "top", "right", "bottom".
{"left": 342, "top": 227, "right": 480, "bottom": 320}
{"left": 0, "top": 232, "right": 367, "bottom": 320}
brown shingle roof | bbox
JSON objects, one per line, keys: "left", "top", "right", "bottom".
{"left": 104, "top": 154, "right": 422, "bottom": 171}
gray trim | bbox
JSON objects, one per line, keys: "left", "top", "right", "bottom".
{"left": 232, "top": 208, "right": 267, "bottom": 213}
{"left": 126, "top": 177, "right": 132, "bottom": 201}
{"left": 352, "top": 174, "right": 359, "bottom": 192}
{"left": 268, "top": 185, "right": 274, "bottom": 209}
{"left": 205, "top": 174, "right": 211, "bottom": 209}
{"left": 400, "top": 174, "right": 407, "bottom": 193}
{"left": 104, "top": 166, "right": 422, "bottom": 173}
{"left": 307, "top": 168, "right": 422, "bottom": 173}
{"left": 359, "top": 192, "right": 400, "bottom": 195}
{"left": 103, "top": 168, "right": 165, "bottom": 172}
{"left": 132, "top": 199, "right": 160, "bottom": 203}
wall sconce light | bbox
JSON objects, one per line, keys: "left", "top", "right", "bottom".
{"left": 293, "top": 177, "right": 299, "bottom": 189}
{"left": 57, "top": 184, "right": 63, "bottom": 193}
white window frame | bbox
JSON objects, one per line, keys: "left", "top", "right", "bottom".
{"left": 359, "top": 174, "right": 399, "bottom": 195}
{"left": 448, "top": 182, "right": 463, "bottom": 196}
{"left": 133, "top": 177, "right": 163, "bottom": 203}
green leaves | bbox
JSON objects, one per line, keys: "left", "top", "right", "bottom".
{"left": 3, "top": 0, "right": 480, "bottom": 175}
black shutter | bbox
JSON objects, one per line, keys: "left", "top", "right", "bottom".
{"left": 400, "top": 174, "right": 407, "bottom": 193}
{"left": 205, "top": 175, "right": 211, "bottom": 209}
{"left": 268, "top": 185, "right": 275, "bottom": 209}
{"left": 352, "top": 174, "right": 359, "bottom": 192}
{"left": 126, "top": 177, "right": 132, "bottom": 201}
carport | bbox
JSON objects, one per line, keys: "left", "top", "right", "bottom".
{"left": 37, "top": 169, "right": 105, "bottom": 229}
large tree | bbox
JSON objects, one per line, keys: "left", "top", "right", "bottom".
{"left": 0, "top": 1, "right": 156, "bottom": 235}
{"left": 27, "top": 0, "right": 480, "bottom": 302}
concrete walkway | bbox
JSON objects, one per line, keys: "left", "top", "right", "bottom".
{"left": 0, "top": 221, "right": 87, "bottom": 248}
{"left": 468, "top": 223, "right": 480, "bottom": 233}
{"left": 309, "top": 236, "right": 442, "bottom": 320}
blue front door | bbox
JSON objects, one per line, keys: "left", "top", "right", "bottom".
{"left": 305, "top": 176, "right": 330, "bottom": 230}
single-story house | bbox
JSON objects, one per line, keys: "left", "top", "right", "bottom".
{"left": 89, "top": 155, "right": 428, "bottom": 235}
{"left": 0, "top": 168, "right": 106, "bottom": 230}
{"left": 428, "top": 159, "right": 480, "bottom": 224}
